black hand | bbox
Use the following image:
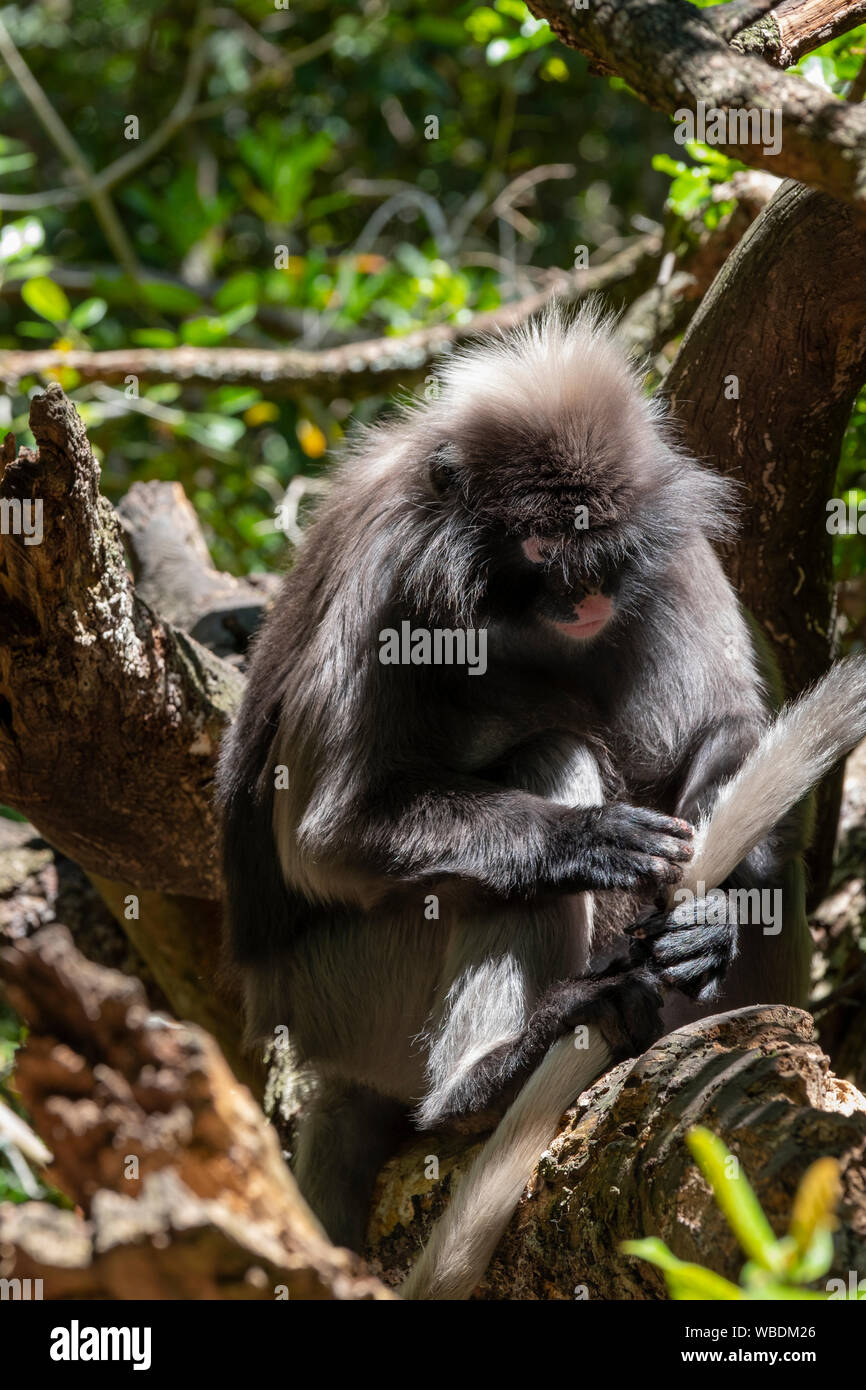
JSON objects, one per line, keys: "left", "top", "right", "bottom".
{"left": 559, "top": 804, "right": 695, "bottom": 893}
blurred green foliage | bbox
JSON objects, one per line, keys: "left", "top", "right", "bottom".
{"left": 0, "top": 0, "right": 863, "bottom": 588}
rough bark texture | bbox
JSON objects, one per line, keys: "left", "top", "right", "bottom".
{"left": 526, "top": 0, "right": 866, "bottom": 206}
{"left": 116, "top": 481, "right": 280, "bottom": 665}
{"left": 812, "top": 738, "right": 866, "bottom": 1091}
{"left": 0, "top": 816, "right": 166, "bottom": 1006}
{"left": 732, "top": 0, "right": 866, "bottom": 65}
{"left": 367, "top": 1007, "right": 866, "bottom": 1299}
{"left": 0, "top": 924, "right": 392, "bottom": 1300}
{"left": 666, "top": 183, "right": 866, "bottom": 692}
{"left": 0, "top": 385, "right": 243, "bottom": 896}
{"left": 4, "top": 920, "right": 865, "bottom": 1301}
{"left": 0, "top": 388, "right": 258, "bottom": 1082}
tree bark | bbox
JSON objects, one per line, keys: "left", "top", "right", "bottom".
{"left": 664, "top": 182, "right": 866, "bottom": 895}
{"left": 4, "top": 922, "right": 865, "bottom": 1300}
{"left": 731, "top": 0, "right": 866, "bottom": 65}
{"left": 526, "top": 0, "right": 866, "bottom": 206}
{"left": 0, "top": 386, "right": 242, "bottom": 895}
{"left": 0, "top": 387, "right": 259, "bottom": 1081}
{"left": 0, "top": 924, "right": 392, "bottom": 1300}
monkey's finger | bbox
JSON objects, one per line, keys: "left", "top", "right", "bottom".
{"left": 606, "top": 815, "right": 695, "bottom": 858}
{"left": 641, "top": 832, "right": 695, "bottom": 863}
{"left": 626, "top": 912, "right": 677, "bottom": 941}
{"left": 658, "top": 951, "right": 728, "bottom": 991}
{"left": 620, "top": 808, "right": 695, "bottom": 841}
{"left": 618, "top": 853, "right": 685, "bottom": 889}
{"left": 646, "top": 924, "right": 728, "bottom": 965}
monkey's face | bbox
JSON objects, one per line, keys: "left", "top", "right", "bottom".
{"left": 519, "top": 535, "right": 615, "bottom": 641}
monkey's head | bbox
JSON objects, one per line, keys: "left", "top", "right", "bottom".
{"left": 414, "top": 306, "right": 734, "bottom": 640}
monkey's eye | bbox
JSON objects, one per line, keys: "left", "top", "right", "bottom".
{"left": 521, "top": 536, "right": 557, "bottom": 565}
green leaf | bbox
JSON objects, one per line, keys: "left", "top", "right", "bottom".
{"left": 69, "top": 297, "right": 107, "bottom": 331}
{"left": 177, "top": 414, "right": 246, "bottom": 452}
{"left": 131, "top": 328, "right": 178, "bottom": 348}
{"left": 20, "top": 276, "right": 70, "bottom": 325}
{"left": 622, "top": 1239, "right": 743, "bottom": 1300}
{"left": 687, "top": 1128, "right": 784, "bottom": 1273}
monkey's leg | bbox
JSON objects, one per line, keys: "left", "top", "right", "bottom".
{"left": 293, "top": 1079, "right": 410, "bottom": 1251}
{"left": 414, "top": 893, "right": 661, "bottom": 1130}
{"left": 413, "top": 897, "right": 586, "bottom": 1131}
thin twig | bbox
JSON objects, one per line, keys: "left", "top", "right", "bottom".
{"left": 0, "top": 16, "right": 140, "bottom": 276}
{"left": 0, "top": 27, "right": 336, "bottom": 214}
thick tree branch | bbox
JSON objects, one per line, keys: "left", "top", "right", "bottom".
{"left": 526, "top": 0, "right": 866, "bottom": 207}
{"left": 0, "top": 386, "right": 242, "bottom": 895}
{"left": 368, "top": 1007, "right": 866, "bottom": 1296}
{"left": 665, "top": 182, "right": 866, "bottom": 689}
{"left": 664, "top": 181, "right": 866, "bottom": 895}
{"left": 4, "top": 925, "right": 865, "bottom": 1300}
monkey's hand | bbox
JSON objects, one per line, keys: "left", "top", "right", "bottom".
{"left": 626, "top": 895, "right": 737, "bottom": 1002}
{"left": 556, "top": 804, "right": 694, "bottom": 894}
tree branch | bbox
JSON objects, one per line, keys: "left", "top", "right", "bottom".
{"left": 526, "top": 0, "right": 866, "bottom": 208}
{"left": 0, "top": 27, "right": 336, "bottom": 214}
{"left": 0, "top": 386, "right": 242, "bottom": 895}
{"left": 0, "top": 924, "right": 392, "bottom": 1300}
{"left": 0, "top": 18, "right": 140, "bottom": 274}
{"left": 664, "top": 180, "right": 866, "bottom": 898}
{"left": 731, "top": 0, "right": 866, "bottom": 65}
{"left": 0, "top": 234, "right": 660, "bottom": 397}
{"left": 369, "top": 1007, "right": 866, "bottom": 1296}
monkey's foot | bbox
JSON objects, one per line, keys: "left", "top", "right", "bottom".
{"left": 524, "top": 968, "right": 663, "bottom": 1062}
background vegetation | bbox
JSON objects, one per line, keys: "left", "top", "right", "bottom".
{"left": 1, "top": 1, "right": 862, "bottom": 578}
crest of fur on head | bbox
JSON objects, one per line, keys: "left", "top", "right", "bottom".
{"left": 390, "top": 302, "right": 737, "bottom": 625}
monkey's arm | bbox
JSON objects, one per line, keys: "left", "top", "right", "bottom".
{"left": 299, "top": 773, "right": 693, "bottom": 904}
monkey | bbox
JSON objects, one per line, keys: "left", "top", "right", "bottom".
{"left": 217, "top": 306, "right": 866, "bottom": 1300}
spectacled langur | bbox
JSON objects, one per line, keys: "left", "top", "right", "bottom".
{"left": 218, "top": 308, "right": 866, "bottom": 1299}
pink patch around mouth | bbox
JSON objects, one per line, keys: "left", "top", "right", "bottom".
{"left": 554, "top": 593, "right": 613, "bottom": 640}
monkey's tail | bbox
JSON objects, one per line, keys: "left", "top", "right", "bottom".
{"left": 400, "top": 1028, "right": 612, "bottom": 1300}
{"left": 682, "top": 653, "right": 866, "bottom": 897}
{"left": 401, "top": 654, "right": 866, "bottom": 1301}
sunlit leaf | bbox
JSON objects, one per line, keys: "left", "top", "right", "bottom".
{"left": 21, "top": 276, "right": 70, "bottom": 325}
{"left": 687, "top": 1128, "right": 784, "bottom": 1273}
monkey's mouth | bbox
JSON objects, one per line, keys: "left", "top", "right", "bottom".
{"left": 552, "top": 593, "right": 614, "bottom": 641}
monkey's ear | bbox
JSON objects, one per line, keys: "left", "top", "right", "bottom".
{"left": 428, "top": 441, "right": 461, "bottom": 496}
